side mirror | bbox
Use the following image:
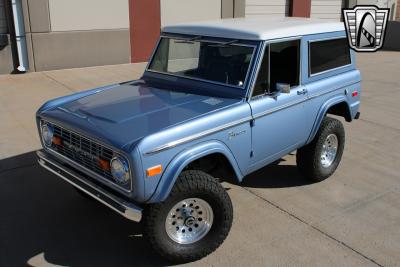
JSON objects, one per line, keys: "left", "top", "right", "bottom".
{"left": 276, "top": 83, "right": 290, "bottom": 94}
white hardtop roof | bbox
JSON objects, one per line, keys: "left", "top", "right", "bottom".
{"left": 162, "top": 17, "right": 344, "bottom": 41}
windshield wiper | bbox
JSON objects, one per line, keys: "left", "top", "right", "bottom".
{"left": 223, "top": 39, "right": 239, "bottom": 45}
{"left": 208, "top": 40, "right": 239, "bottom": 47}
{"left": 189, "top": 36, "right": 202, "bottom": 41}
{"left": 174, "top": 36, "right": 202, "bottom": 44}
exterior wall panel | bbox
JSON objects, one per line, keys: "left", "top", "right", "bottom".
{"left": 398, "top": 0, "right": 400, "bottom": 19}
{"left": 0, "top": 35, "right": 14, "bottom": 74}
{"left": 31, "top": 29, "right": 130, "bottom": 71}
{"left": 245, "top": 0, "right": 289, "bottom": 17}
{"left": 48, "top": 0, "right": 129, "bottom": 31}
{"left": 161, "top": 0, "right": 221, "bottom": 26}
{"left": 234, "top": 0, "right": 246, "bottom": 17}
{"left": 222, "top": 0, "right": 234, "bottom": 18}
{"left": 28, "top": 0, "right": 50, "bottom": 33}
{"left": 311, "top": 0, "right": 343, "bottom": 20}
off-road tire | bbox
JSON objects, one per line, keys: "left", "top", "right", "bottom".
{"left": 143, "top": 170, "right": 233, "bottom": 263}
{"left": 296, "top": 117, "right": 345, "bottom": 182}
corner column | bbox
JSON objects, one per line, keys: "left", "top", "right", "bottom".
{"left": 290, "top": 0, "right": 311, "bottom": 18}
{"left": 129, "top": 0, "right": 161, "bottom": 63}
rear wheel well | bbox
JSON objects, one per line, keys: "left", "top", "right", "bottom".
{"left": 326, "top": 102, "right": 352, "bottom": 122}
{"left": 184, "top": 153, "right": 238, "bottom": 184}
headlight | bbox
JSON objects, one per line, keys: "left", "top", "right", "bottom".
{"left": 110, "top": 156, "right": 130, "bottom": 185}
{"left": 41, "top": 123, "right": 54, "bottom": 146}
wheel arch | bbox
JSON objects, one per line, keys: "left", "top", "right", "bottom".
{"left": 307, "top": 96, "right": 351, "bottom": 144}
{"left": 326, "top": 101, "right": 352, "bottom": 122}
{"left": 147, "top": 140, "right": 244, "bottom": 203}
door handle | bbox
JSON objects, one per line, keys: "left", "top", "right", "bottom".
{"left": 297, "top": 89, "right": 307, "bottom": 95}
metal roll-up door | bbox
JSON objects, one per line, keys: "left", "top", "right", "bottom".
{"left": 245, "top": 0, "right": 290, "bottom": 18}
{"left": 0, "top": 0, "right": 7, "bottom": 33}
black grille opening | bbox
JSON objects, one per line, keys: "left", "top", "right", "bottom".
{"left": 47, "top": 123, "right": 130, "bottom": 190}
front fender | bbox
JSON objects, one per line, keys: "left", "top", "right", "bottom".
{"left": 147, "top": 140, "right": 244, "bottom": 203}
{"left": 307, "top": 95, "right": 350, "bottom": 144}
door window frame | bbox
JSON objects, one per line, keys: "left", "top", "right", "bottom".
{"left": 302, "top": 31, "right": 355, "bottom": 85}
{"left": 308, "top": 36, "right": 352, "bottom": 77}
{"left": 248, "top": 36, "right": 303, "bottom": 100}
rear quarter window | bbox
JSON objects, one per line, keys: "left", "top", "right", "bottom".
{"left": 309, "top": 38, "right": 351, "bottom": 75}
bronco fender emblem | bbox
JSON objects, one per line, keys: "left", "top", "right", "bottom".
{"left": 228, "top": 130, "right": 246, "bottom": 140}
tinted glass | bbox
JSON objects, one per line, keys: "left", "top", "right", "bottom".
{"left": 252, "top": 40, "right": 300, "bottom": 97}
{"left": 270, "top": 40, "right": 300, "bottom": 89}
{"left": 148, "top": 37, "right": 255, "bottom": 87}
{"left": 309, "top": 38, "right": 351, "bottom": 75}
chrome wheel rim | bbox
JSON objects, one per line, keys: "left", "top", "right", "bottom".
{"left": 321, "top": 134, "right": 338, "bottom": 168}
{"left": 165, "top": 198, "right": 213, "bottom": 244}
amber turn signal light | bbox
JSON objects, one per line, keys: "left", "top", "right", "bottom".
{"left": 98, "top": 158, "right": 111, "bottom": 171}
{"left": 146, "top": 165, "right": 162, "bottom": 177}
{"left": 52, "top": 136, "right": 62, "bottom": 146}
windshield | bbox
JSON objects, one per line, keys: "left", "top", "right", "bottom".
{"left": 148, "top": 37, "right": 255, "bottom": 88}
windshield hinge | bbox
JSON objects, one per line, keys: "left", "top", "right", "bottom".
{"left": 250, "top": 119, "right": 255, "bottom": 127}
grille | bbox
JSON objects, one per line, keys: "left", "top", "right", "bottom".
{"left": 46, "top": 122, "right": 130, "bottom": 190}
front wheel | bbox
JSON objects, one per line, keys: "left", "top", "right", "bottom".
{"left": 297, "top": 117, "right": 345, "bottom": 182}
{"left": 143, "top": 170, "right": 233, "bottom": 263}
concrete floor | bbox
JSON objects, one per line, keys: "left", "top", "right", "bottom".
{"left": 0, "top": 52, "right": 399, "bottom": 267}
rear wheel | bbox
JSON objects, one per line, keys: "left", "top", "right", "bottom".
{"left": 144, "top": 170, "right": 233, "bottom": 263}
{"left": 297, "top": 117, "right": 345, "bottom": 182}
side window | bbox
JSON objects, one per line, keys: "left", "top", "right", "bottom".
{"left": 270, "top": 40, "right": 300, "bottom": 90}
{"left": 252, "top": 40, "right": 300, "bottom": 97}
{"left": 309, "top": 38, "right": 351, "bottom": 75}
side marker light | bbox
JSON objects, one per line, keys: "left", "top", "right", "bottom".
{"left": 147, "top": 165, "right": 162, "bottom": 177}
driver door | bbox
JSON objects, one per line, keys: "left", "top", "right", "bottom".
{"left": 248, "top": 39, "right": 309, "bottom": 172}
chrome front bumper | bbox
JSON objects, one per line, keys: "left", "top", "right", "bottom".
{"left": 37, "top": 150, "right": 142, "bottom": 222}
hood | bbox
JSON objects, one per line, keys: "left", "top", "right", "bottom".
{"left": 41, "top": 81, "right": 241, "bottom": 151}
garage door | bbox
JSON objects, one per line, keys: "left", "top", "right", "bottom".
{"left": 0, "top": 0, "right": 7, "bottom": 33}
{"left": 245, "top": 0, "right": 289, "bottom": 17}
{"left": 311, "top": 0, "right": 343, "bottom": 20}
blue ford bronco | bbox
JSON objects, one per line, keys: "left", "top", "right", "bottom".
{"left": 36, "top": 17, "right": 361, "bottom": 262}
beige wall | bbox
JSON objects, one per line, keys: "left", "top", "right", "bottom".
{"left": 311, "top": 0, "right": 342, "bottom": 20}
{"left": 245, "top": 0, "right": 289, "bottom": 17}
{"left": 0, "top": 35, "right": 14, "bottom": 74}
{"left": 48, "top": 0, "right": 129, "bottom": 31}
{"left": 161, "top": 0, "right": 222, "bottom": 26}
{"left": 32, "top": 29, "right": 130, "bottom": 71}
{"left": 0, "top": 0, "right": 7, "bottom": 33}
{"left": 398, "top": 0, "right": 400, "bottom": 19}
{"left": 222, "top": 0, "right": 234, "bottom": 18}
{"left": 27, "top": 0, "right": 50, "bottom": 33}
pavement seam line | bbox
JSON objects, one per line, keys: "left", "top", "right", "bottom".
{"left": 358, "top": 117, "right": 400, "bottom": 133}
{"left": 40, "top": 72, "right": 76, "bottom": 93}
{"left": 242, "top": 187, "right": 383, "bottom": 267}
{"left": 320, "top": 186, "right": 400, "bottom": 224}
